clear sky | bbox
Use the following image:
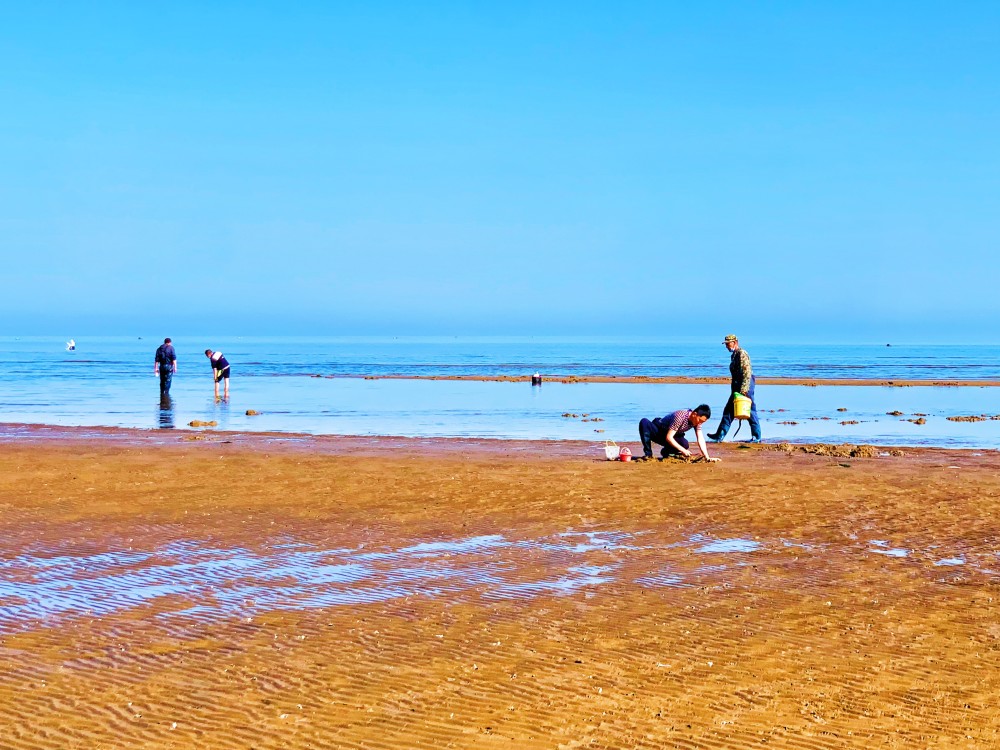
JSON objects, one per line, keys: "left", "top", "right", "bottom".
{"left": 1, "top": 2, "right": 997, "bottom": 341}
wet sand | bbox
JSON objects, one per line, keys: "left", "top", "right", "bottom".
{"left": 3, "top": 428, "right": 1000, "bottom": 748}
{"left": 345, "top": 373, "right": 1000, "bottom": 387}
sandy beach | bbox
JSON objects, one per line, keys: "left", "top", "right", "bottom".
{"left": 2, "top": 427, "right": 1000, "bottom": 748}
{"left": 5, "top": 0, "right": 997, "bottom": 745}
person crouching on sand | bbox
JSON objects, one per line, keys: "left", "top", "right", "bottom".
{"left": 638, "top": 404, "right": 720, "bottom": 462}
{"left": 205, "top": 349, "right": 231, "bottom": 399}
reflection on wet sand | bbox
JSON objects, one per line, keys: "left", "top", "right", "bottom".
{"left": 3, "top": 529, "right": 990, "bottom": 634}
{"left": 158, "top": 395, "right": 174, "bottom": 429}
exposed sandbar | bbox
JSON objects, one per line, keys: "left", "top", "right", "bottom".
{"left": 312, "top": 373, "right": 1000, "bottom": 387}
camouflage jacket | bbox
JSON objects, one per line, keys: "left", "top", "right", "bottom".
{"left": 729, "top": 348, "right": 753, "bottom": 395}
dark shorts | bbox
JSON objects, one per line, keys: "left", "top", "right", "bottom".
{"left": 214, "top": 366, "right": 231, "bottom": 381}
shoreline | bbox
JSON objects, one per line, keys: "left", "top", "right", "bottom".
{"left": 0, "top": 420, "right": 988, "bottom": 459}
{"left": 313, "top": 373, "right": 1000, "bottom": 387}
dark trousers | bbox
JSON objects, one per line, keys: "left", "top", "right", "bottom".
{"left": 159, "top": 367, "right": 173, "bottom": 396}
{"left": 639, "top": 418, "right": 689, "bottom": 458}
{"left": 712, "top": 376, "right": 761, "bottom": 440}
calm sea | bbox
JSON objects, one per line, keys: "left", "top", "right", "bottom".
{"left": 1, "top": 336, "right": 998, "bottom": 449}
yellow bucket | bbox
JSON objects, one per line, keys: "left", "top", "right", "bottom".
{"left": 732, "top": 392, "right": 752, "bottom": 420}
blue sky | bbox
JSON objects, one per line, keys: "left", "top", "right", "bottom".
{"left": 1, "top": 2, "right": 997, "bottom": 341}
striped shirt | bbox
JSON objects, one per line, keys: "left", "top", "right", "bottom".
{"left": 665, "top": 409, "right": 696, "bottom": 434}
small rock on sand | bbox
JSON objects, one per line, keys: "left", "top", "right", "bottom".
{"left": 850, "top": 445, "right": 879, "bottom": 458}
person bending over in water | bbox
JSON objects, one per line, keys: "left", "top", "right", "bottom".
{"left": 205, "top": 349, "right": 231, "bottom": 399}
{"left": 638, "top": 404, "right": 719, "bottom": 462}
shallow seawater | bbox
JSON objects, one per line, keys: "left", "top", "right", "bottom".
{"left": 2, "top": 336, "right": 1000, "bottom": 448}
{"left": 1, "top": 376, "right": 1000, "bottom": 449}
{"left": 2, "top": 529, "right": 994, "bottom": 632}
{"left": 6, "top": 336, "right": 999, "bottom": 381}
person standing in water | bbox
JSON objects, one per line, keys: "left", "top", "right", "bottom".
{"left": 153, "top": 338, "right": 177, "bottom": 396}
{"left": 707, "top": 334, "right": 762, "bottom": 443}
{"left": 205, "top": 349, "right": 231, "bottom": 399}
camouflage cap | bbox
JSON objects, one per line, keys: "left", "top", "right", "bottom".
{"left": 723, "top": 334, "right": 738, "bottom": 343}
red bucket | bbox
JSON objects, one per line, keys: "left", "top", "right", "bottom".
{"left": 618, "top": 447, "right": 632, "bottom": 462}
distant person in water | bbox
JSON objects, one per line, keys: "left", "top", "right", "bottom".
{"left": 154, "top": 338, "right": 177, "bottom": 396}
{"left": 205, "top": 349, "right": 231, "bottom": 399}
{"left": 638, "top": 404, "right": 719, "bottom": 461}
{"left": 707, "top": 334, "right": 761, "bottom": 443}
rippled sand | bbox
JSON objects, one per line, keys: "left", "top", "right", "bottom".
{"left": 2, "top": 429, "right": 999, "bottom": 748}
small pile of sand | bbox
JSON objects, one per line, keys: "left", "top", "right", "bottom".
{"left": 849, "top": 445, "right": 880, "bottom": 458}
{"left": 767, "top": 443, "right": 883, "bottom": 459}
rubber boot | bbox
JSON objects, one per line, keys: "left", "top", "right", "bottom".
{"left": 707, "top": 428, "right": 727, "bottom": 443}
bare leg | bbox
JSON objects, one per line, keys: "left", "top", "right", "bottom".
{"left": 223, "top": 376, "right": 229, "bottom": 399}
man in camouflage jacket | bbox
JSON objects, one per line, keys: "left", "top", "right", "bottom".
{"left": 707, "top": 334, "right": 762, "bottom": 442}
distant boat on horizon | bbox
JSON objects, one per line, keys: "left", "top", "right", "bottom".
{"left": 66, "top": 339, "right": 76, "bottom": 351}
